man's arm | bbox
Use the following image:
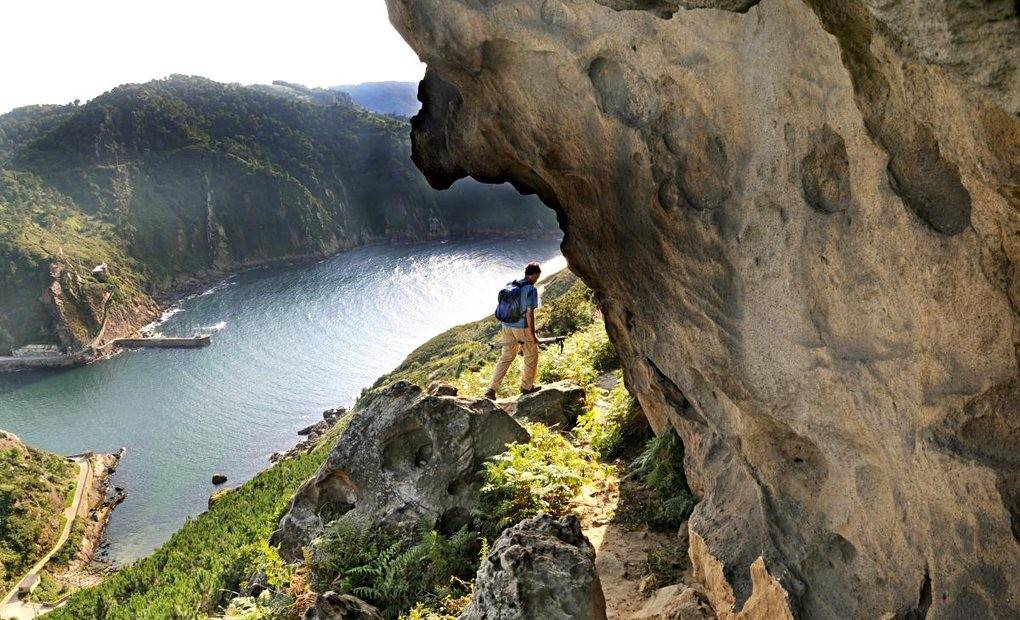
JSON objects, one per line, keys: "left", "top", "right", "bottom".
{"left": 526, "top": 307, "right": 537, "bottom": 343}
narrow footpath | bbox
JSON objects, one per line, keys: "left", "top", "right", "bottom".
{"left": 0, "top": 457, "right": 90, "bottom": 620}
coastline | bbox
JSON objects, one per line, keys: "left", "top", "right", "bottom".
{"left": 46, "top": 450, "right": 126, "bottom": 591}
{"left": 2, "top": 231, "right": 561, "bottom": 374}
{"left": 151, "top": 230, "right": 562, "bottom": 306}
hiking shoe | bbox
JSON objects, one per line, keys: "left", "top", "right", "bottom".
{"left": 520, "top": 385, "right": 541, "bottom": 395}
{"left": 484, "top": 388, "right": 497, "bottom": 400}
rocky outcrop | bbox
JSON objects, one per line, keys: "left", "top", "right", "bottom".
{"left": 385, "top": 0, "right": 1020, "bottom": 616}
{"left": 497, "top": 380, "right": 587, "bottom": 429}
{"left": 462, "top": 514, "right": 606, "bottom": 620}
{"left": 303, "top": 592, "right": 382, "bottom": 620}
{"left": 273, "top": 381, "right": 528, "bottom": 560}
{"left": 271, "top": 407, "right": 346, "bottom": 464}
{"left": 76, "top": 451, "right": 125, "bottom": 565}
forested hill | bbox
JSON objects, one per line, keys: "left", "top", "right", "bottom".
{"left": 331, "top": 81, "right": 420, "bottom": 117}
{"left": 0, "top": 75, "right": 555, "bottom": 354}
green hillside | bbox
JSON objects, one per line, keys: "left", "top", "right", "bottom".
{"left": 0, "top": 431, "right": 78, "bottom": 594}
{"left": 0, "top": 76, "right": 555, "bottom": 353}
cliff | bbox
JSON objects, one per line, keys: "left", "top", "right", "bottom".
{"left": 0, "top": 75, "right": 556, "bottom": 354}
{"left": 385, "top": 1, "right": 1019, "bottom": 616}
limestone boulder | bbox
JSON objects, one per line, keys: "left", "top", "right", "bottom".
{"left": 462, "top": 514, "right": 607, "bottom": 620}
{"left": 272, "top": 381, "right": 529, "bottom": 560}
{"left": 426, "top": 380, "right": 459, "bottom": 396}
{"left": 385, "top": 0, "right": 1020, "bottom": 616}
{"left": 303, "top": 592, "right": 382, "bottom": 620}
{"left": 497, "top": 380, "right": 586, "bottom": 429}
{"left": 632, "top": 584, "right": 712, "bottom": 620}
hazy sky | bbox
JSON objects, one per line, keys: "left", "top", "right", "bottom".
{"left": 0, "top": 1, "right": 425, "bottom": 114}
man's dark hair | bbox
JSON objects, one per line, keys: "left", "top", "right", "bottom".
{"left": 525, "top": 262, "right": 542, "bottom": 276}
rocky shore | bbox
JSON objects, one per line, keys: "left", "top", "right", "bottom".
{"left": 47, "top": 450, "right": 126, "bottom": 590}
{"left": 269, "top": 407, "right": 348, "bottom": 465}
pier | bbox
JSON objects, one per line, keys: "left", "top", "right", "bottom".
{"left": 0, "top": 351, "right": 90, "bottom": 371}
{"left": 112, "top": 335, "right": 212, "bottom": 349}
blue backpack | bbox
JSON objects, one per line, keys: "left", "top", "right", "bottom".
{"left": 495, "top": 280, "right": 528, "bottom": 323}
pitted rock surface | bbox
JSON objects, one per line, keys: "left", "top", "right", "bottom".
{"left": 385, "top": 0, "right": 1020, "bottom": 616}
{"left": 462, "top": 514, "right": 607, "bottom": 620}
{"left": 273, "top": 381, "right": 528, "bottom": 560}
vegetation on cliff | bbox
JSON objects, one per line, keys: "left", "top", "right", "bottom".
{"left": 0, "top": 431, "right": 77, "bottom": 593}
{"left": 0, "top": 75, "right": 555, "bottom": 353}
{"left": 48, "top": 424, "right": 342, "bottom": 618}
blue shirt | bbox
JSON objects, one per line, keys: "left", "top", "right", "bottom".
{"left": 502, "top": 281, "right": 539, "bottom": 329}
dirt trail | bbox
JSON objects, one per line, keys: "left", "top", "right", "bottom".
{"left": 577, "top": 372, "right": 711, "bottom": 619}
{"left": 578, "top": 471, "right": 683, "bottom": 619}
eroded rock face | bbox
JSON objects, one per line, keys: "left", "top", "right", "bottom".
{"left": 385, "top": 0, "right": 1020, "bottom": 616}
{"left": 273, "top": 381, "right": 529, "bottom": 560}
{"left": 462, "top": 514, "right": 607, "bottom": 620}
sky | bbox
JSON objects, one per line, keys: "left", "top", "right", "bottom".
{"left": 0, "top": 0, "right": 425, "bottom": 114}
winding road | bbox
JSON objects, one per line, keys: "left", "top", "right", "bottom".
{"left": 0, "top": 456, "right": 90, "bottom": 620}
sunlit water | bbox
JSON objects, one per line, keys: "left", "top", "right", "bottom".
{"left": 0, "top": 238, "right": 564, "bottom": 563}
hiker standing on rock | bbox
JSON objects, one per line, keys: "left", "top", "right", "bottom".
{"left": 486, "top": 262, "right": 542, "bottom": 400}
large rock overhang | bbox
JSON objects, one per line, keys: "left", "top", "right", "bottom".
{"left": 385, "top": 0, "right": 1020, "bottom": 616}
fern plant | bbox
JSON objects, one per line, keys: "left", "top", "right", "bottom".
{"left": 630, "top": 429, "right": 697, "bottom": 529}
{"left": 311, "top": 516, "right": 480, "bottom": 618}
{"left": 475, "top": 423, "right": 609, "bottom": 537}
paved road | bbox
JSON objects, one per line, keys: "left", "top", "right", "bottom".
{"left": 0, "top": 457, "right": 90, "bottom": 620}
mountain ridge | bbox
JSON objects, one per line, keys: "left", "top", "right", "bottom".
{"left": 0, "top": 75, "right": 555, "bottom": 356}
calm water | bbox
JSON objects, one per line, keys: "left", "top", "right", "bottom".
{"left": 0, "top": 238, "right": 564, "bottom": 563}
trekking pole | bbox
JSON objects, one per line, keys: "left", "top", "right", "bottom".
{"left": 487, "top": 335, "right": 567, "bottom": 355}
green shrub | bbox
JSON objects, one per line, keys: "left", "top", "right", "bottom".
{"left": 29, "top": 570, "right": 73, "bottom": 604}
{"left": 312, "top": 518, "right": 479, "bottom": 619}
{"left": 538, "top": 321, "right": 619, "bottom": 389}
{"left": 574, "top": 375, "right": 652, "bottom": 458}
{"left": 404, "top": 586, "right": 473, "bottom": 620}
{"left": 538, "top": 280, "right": 595, "bottom": 336}
{"left": 234, "top": 538, "right": 292, "bottom": 593}
{"left": 643, "top": 545, "right": 686, "bottom": 586}
{"left": 0, "top": 443, "right": 77, "bottom": 592}
{"left": 50, "top": 517, "right": 86, "bottom": 566}
{"left": 475, "top": 423, "right": 609, "bottom": 537}
{"left": 628, "top": 430, "right": 697, "bottom": 530}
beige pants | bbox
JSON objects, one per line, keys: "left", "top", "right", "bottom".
{"left": 489, "top": 327, "right": 538, "bottom": 392}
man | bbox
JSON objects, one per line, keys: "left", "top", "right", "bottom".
{"left": 485, "top": 262, "right": 542, "bottom": 400}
